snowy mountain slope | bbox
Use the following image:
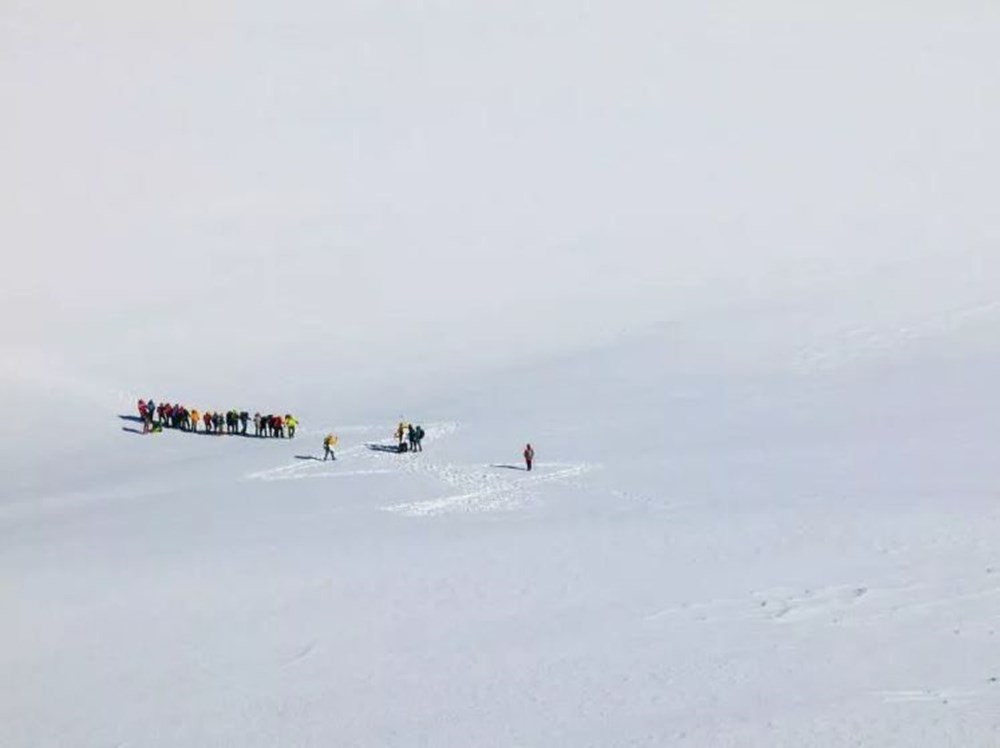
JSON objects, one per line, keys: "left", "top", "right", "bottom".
{"left": 5, "top": 311, "right": 1000, "bottom": 746}
{"left": 5, "top": 0, "right": 1000, "bottom": 744}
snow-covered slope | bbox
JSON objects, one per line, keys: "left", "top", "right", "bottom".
{"left": 4, "top": 0, "right": 1000, "bottom": 745}
{"left": 5, "top": 304, "right": 1000, "bottom": 746}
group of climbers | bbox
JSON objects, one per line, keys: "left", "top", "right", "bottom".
{"left": 136, "top": 399, "right": 297, "bottom": 438}
{"left": 393, "top": 421, "right": 426, "bottom": 453}
{"left": 254, "top": 413, "right": 298, "bottom": 438}
{"left": 135, "top": 401, "right": 533, "bottom": 470}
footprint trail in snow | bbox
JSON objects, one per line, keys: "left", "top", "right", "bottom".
{"left": 245, "top": 421, "right": 595, "bottom": 516}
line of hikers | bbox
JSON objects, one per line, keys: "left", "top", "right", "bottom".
{"left": 136, "top": 399, "right": 298, "bottom": 438}
{"left": 134, "top": 401, "right": 534, "bottom": 471}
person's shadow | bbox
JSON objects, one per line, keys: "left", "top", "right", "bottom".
{"left": 491, "top": 463, "right": 527, "bottom": 471}
{"left": 294, "top": 455, "right": 320, "bottom": 461}
{"left": 121, "top": 426, "right": 144, "bottom": 435}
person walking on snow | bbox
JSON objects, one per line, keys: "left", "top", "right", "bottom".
{"left": 138, "top": 400, "right": 150, "bottom": 434}
{"left": 323, "top": 433, "right": 338, "bottom": 461}
{"left": 523, "top": 443, "right": 535, "bottom": 472}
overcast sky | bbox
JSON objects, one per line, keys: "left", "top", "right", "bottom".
{"left": 3, "top": 0, "right": 999, "bottom": 405}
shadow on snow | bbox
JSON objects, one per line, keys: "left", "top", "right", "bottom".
{"left": 366, "top": 443, "right": 407, "bottom": 454}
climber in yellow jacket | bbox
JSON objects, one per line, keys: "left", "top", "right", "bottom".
{"left": 323, "top": 433, "right": 337, "bottom": 461}
{"left": 395, "top": 421, "right": 408, "bottom": 448}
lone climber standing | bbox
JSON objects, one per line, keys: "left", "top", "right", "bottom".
{"left": 523, "top": 443, "right": 535, "bottom": 472}
{"left": 323, "top": 433, "right": 338, "bottom": 461}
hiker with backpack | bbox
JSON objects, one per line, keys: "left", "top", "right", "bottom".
{"left": 323, "top": 433, "right": 337, "bottom": 461}
{"left": 138, "top": 400, "right": 151, "bottom": 434}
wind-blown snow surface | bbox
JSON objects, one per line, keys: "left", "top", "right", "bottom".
{"left": 6, "top": 313, "right": 1000, "bottom": 746}
{"left": 5, "top": 0, "right": 1000, "bottom": 745}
